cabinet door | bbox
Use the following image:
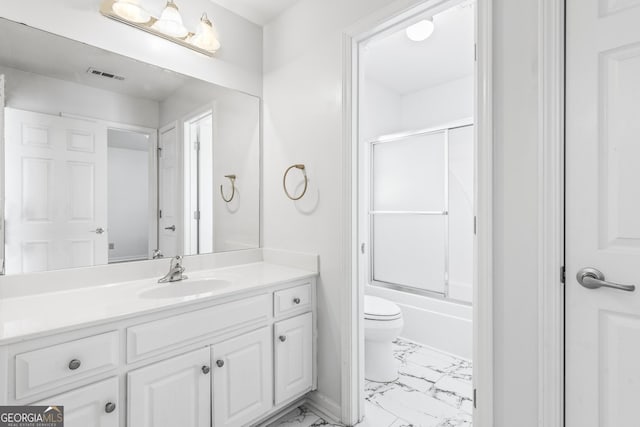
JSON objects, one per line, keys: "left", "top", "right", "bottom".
{"left": 212, "top": 327, "right": 272, "bottom": 427}
{"left": 274, "top": 312, "right": 313, "bottom": 405}
{"left": 33, "top": 377, "right": 119, "bottom": 427}
{"left": 128, "top": 348, "right": 210, "bottom": 427}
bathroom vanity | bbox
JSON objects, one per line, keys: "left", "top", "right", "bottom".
{"left": 0, "top": 260, "right": 317, "bottom": 427}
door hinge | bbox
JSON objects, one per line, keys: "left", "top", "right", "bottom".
{"left": 194, "top": 139, "right": 200, "bottom": 151}
{"left": 474, "top": 43, "right": 477, "bottom": 62}
{"left": 561, "top": 266, "right": 566, "bottom": 284}
{"left": 194, "top": 211, "right": 201, "bottom": 220}
{"left": 157, "top": 146, "right": 162, "bottom": 157}
{"left": 473, "top": 388, "right": 477, "bottom": 409}
{"left": 474, "top": 216, "right": 477, "bottom": 235}
{"left": 361, "top": 243, "right": 365, "bottom": 254}
{"left": 158, "top": 209, "right": 163, "bottom": 219}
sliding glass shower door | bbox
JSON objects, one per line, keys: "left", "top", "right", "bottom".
{"left": 370, "top": 124, "right": 473, "bottom": 299}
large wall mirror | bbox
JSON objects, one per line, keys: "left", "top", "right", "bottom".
{"left": 0, "top": 18, "right": 260, "bottom": 275}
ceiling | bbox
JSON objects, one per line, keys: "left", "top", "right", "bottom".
{"left": 363, "top": 1, "right": 475, "bottom": 95}
{"left": 0, "top": 19, "right": 193, "bottom": 102}
{"left": 209, "top": 0, "right": 301, "bottom": 25}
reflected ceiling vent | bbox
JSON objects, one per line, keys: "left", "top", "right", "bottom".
{"left": 86, "top": 67, "right": 125, "bottom": 81}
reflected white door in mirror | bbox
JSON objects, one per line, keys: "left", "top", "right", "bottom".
{"left": 0, "top": 258, "right": 318, "bottom": 427}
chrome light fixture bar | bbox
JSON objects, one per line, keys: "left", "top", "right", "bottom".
{"left": 100, "top": 0, "right": 220, "bottom": 57}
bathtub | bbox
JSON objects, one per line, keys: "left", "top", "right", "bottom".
{"left": 366, "top": 284, "right": 472, "bottom": 359}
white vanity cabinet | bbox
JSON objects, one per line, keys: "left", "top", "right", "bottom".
{"left": 128, "top": 348, "right": 211, "bottom": 427}
{"left": 33, "top": 377, "right": 119, "bottom": 427}
{"left": 0, "top": 276, "right": 317, "bottom": 427}
{"left": 274, "top": 312, "right": 313, "bottom": 405}
{"left": 212, "top": 327, "right": 272, "bottom": 427}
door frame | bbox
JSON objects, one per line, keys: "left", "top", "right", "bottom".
{"left": 341, "top": 0, "right": 493, "bottom": 425}
{"left": 104, "top": 122, "right": 159, "bottom": 261}
{"left": 341, "top": 1, "right": 565, "bottom": 427}
{"left": 538, "top": 1, "right": 565, "bottom": 426}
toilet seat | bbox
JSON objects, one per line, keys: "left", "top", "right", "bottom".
{"left": 364, "top": 295, "right": 402, "bottom": 321}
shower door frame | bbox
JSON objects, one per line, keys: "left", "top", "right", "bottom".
{"left": 367, "top": 120, "right": 474, "bottom": 301}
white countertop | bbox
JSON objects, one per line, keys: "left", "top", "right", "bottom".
{"left": 0, "top": 262, "right": 317, "bottom": 345}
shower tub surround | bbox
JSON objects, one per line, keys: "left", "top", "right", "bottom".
{"left": 270, "top": 338, "right": 472, "bottom": 427}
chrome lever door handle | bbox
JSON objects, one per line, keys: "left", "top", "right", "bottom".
{"left": 577, "top": 267, "right": 636, "bottom": 292}
{"left": 164, "top": 225, "right": 176, "bottom": 231}
{"left": 92, "top": 227, "right": 105, "bottom": 234}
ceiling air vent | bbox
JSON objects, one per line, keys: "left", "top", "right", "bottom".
{"left": 86, "top": 67, "right": 125, "bottom": 81}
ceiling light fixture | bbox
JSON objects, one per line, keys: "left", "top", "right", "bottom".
{"left": 100, "top": 0, "right": 221, "bottom": 56}
{"left": 406, "top": 18, "right": 435, "bottom": 42}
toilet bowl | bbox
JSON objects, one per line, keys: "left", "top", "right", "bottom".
{"left": 364, "top": 295, "right": 404, "bottom": 382}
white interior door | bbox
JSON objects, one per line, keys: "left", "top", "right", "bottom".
{"left": 566, "top": 2, "right": 640, "bottom": 426}
{"left": 158, "top": 122, "right": 180, "bottom": 257}
{"left": 4, "top": 108, "right": 107, "bottom": 274}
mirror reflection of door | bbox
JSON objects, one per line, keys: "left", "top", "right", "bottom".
{"left": 158, "top": 123, "right": 180, "bottom": 258}
{"left": 4, "top": 108, "right": 108, "bottom": 274}
{"left": 107, "top": 128, "right": 156, "bottom": 264}
{"left": 184, "top": 110, "right": 214, "bottom": 255}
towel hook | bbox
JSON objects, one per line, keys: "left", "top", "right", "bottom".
{"left": 283, "top": 164, "right": 308, "bottom": 201}
{"left": 220, "top": 175, "right": 236, "bottom": 202}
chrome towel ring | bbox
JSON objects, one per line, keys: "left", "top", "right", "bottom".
{"left": 283, "top": 164, "right": 308, "bottom": 201}
{"left": 220, "top": 174, "right": 236, "bottom": 202}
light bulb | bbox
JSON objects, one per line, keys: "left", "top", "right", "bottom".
{"left": 152, "top": 0, "right": 189, "bottom": 38}
{"left": 190, "top": 13, "right": 221, "bottom": 53}
{"left": 406, "top": 19, "right": 435, "bottom": 42}
{"left": 112, "top": 0, "right": 151, "bottom": 24}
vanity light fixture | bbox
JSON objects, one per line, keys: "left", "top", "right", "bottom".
{"left": 406, "top": 18, "right": 435, "bottom": 42}
{"left": 112, "top": 0, "right": 151, "bottom": 23}
{"left": 152, "top": 0, "right": 188, "bottom": 38}
{"left": 100, "top": 0, "right": 221, "bottom": 56}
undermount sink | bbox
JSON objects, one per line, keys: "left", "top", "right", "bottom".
{"left": 139, "top": 278, "right": 232, "bottom": 299}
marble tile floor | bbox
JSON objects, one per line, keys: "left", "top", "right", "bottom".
{"left": 268, "top": 338, "right": 473, "bottom": 427}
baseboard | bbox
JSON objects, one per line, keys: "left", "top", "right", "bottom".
{"left": 306, "top": 391, "right": 342, "bottom": 424}
{"left": 254, "top": 397, "right": 307, "bottom": 426}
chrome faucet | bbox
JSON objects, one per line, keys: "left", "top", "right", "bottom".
{"left": 158, "top": 256, "right": 188, "bottom": 283}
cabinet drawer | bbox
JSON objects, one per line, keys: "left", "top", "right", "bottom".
{"left": 127, "top": 294, "right": 270, "bottom": 363}
{"left": 32, "top": 377, "right": 119, "bottom": 427}
{"left": 15, "top": 331, "right": 119, "bottom": 400}
{"left": 274, "top": 284, "right": 311, "bottom": 317}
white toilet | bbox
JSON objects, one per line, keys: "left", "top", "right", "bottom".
{"left": 364, "top": 295, "right": 404, "bottom": 382}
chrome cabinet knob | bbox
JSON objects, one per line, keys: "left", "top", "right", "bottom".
{"left": 68, "top": 359, "right": 81, "bottom": 370}
{"left": 279, "top": 335, "right": 287, "bottom": 342}
{"left": 202, "top": 365, "right": 210, "bottom": 374}
{"left": 105, "top": 402, "right": 116, "bottom": 414}
{"left": 216, "top": 360, "right": 224, "bottom": 368}
{"left": 577, "top": 267, "right": 636, "bottom": 292}
{"left": 293, "top": 297, "right": 301, "bottom": 305}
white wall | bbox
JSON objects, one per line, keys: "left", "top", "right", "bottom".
{"left": 400, "top": 75, "right": 474, "bottom": 130}
{"left": 265, "top": 0, "right": 545, "bottom": 425}
{"left": 0, "top": 0, "right": 263, "bottom": 96}
{"left": 0, "top": 65, "right": 159, "bottom": 128}
{"left": 107, "top": 143, "right": 150, "bottom": 262}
